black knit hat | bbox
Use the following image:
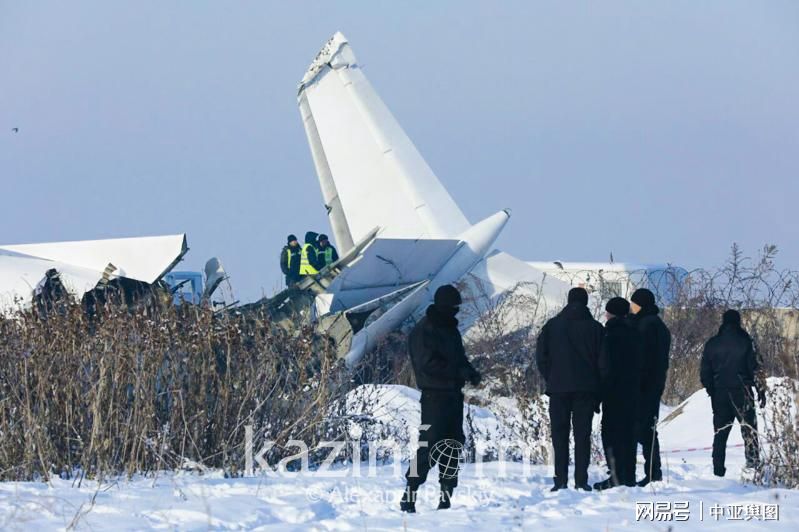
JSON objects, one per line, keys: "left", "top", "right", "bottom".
{"left": 567, "top": 287, "right": 589, "bottom": 305}
{"left": 631, "top": 288, "right": 656, "bottom": 308}
{"left": 318, "top": 234, "right": 329, "bottom": 242}
{"left": 722, "top": 309, "right": 741, "bottom": 326}
{"left": 434, "top": 284, "right": 462, "bottom": 307}
{"left": 287, "top": 234, "right": 298, "bottom": 244}
{"left": 605, "top": 297, "right": 630, "bottom": 317}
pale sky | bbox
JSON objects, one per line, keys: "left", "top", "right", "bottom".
{"left": 2, "top": 1, "right": 797, "bottom": 301}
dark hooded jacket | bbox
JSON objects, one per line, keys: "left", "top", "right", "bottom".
{"left": 701, "top": 324, "right": 760, "bottom": 392}
{"left": 535, "top": 302, "right": 604, "bottom": 394}
{"left": 302, "top": 231, "right": 324, "bottom": 271}
{"left": 598, "top": 316, "right": 644, "bottom": 403}
{"left": 409, "top": 304, "right": 479, "bottom": 392}
{"left": 629, "top": 305, "right": 671, "bottom": 398}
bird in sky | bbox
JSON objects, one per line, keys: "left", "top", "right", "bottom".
{"left": 11, "top": 128, "right": 19, "bottom": 133}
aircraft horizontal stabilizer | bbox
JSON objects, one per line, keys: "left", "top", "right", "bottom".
{"left": 325, "top": 237, "right": 460, "bottom": 312}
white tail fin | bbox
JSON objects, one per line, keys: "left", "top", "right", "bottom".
{"left": 297, "top": 32, "right": 470, "bottom": 252}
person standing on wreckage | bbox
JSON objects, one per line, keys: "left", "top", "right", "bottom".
{"left": 280, "top": 234, "right": 302, "bottom": 286}
{"left": 400, "top": 285, "right": 482, "bottom": 513}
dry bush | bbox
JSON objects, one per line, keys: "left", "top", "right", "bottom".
{"left": 755, "top": 378, "right": 799, "bottom": 488}
{"left": 0, "top": 300, "right": 354, "bottom": 481}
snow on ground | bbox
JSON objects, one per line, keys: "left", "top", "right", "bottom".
{"left": 0, "top": 458, "right": 794, "bottom": 530}
{"left": 0, "top": 380, "right": 795, "bottom": 530}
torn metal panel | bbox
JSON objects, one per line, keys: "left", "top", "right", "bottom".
{"left": 0, "top": 251, "right": 105, "bottom": 315}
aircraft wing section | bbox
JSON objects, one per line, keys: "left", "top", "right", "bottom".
{"left": 0, "top": 234, "right": 187, "bottom": 284}
{"left": 325, "top": 237, "right": 460, "bottom": 312}
{"left": 297, "top": 32, "right": 470, "bottom": 252}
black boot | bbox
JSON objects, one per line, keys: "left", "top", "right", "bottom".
{"left": 636, "top": 472, "right": 662, "bottom": 487}
{"left": 713, "top": 466, "right": 726, "bottom": 477}
{"left": 400, "top": 485, "right": 417, "bottom": 513}
{"left": 575, "top": 483, "right": 593, "bottom": 492}
{"left": 550, "top": 480, "right": 568, "bottom": 492}
{"left": 437, "top": 486, "right": 453, "bottom": 510}
{"left": 593, "top": 477, "right": 617, "bottom": 491}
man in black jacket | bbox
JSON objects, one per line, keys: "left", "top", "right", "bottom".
{"left": 279, "top": 234, "right": 301, "bottom": 286}
{"left": 536, "top": 287, "right": 603, "bottom": 491}
{"left": 400, "top": 285, "right": 481, "bottom": 513}
{"left": 317, "top": 234, "right": 339, "bottom": 267}
{"left": 701, "top": 310, "right": 765, "bottom": 476}
{"left": 594, "top": 297, "right": 643, "bottom": 490}
{"left": 629, "top": 288, "right": 671, "bottom": 487}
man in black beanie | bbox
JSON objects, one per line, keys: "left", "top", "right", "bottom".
{"left": 279, "top": 234, "right": 301, "bottom": 286}
{"left": 594, "top": 297, "right": 643, "bottom": 490}
{"left": 701, "top": 310, "right": 765, "bottom": 476}
{"left": 401, "top": 284, "right": 482, "bottom": 513}
{"left": 629, "top": 288, "right": 671, "bottom": 486}
{"left": 536, "top": 287, "right": 603, "bottom": 491}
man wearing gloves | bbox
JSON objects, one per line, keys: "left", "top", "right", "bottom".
{"left": 400, "top": 284, "right": 482, "bottom": 513}
{"left": 536, "top": 287, "right": 604, "bottom": 492}
{"left": 629, "top": 288, "right": 671, "bottom": 487}
{"left": 701, "top": 310, "right": 765, "bottom": 476}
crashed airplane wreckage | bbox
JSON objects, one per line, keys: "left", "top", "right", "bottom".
{"left": 257, "top": 32, "right": 686, "bottom": 369}
{"left": 253, "top": 32, "right": 573, "bottom": 368}
{"left": 0, "top": 235, "right": 229, "bottom": 316}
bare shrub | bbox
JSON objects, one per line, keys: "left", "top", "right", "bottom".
{"left": 0, "top": 300, "right": 355, "bottom": 481}
{"left": 755, "top": 378, "right": 799, "bottom": 488}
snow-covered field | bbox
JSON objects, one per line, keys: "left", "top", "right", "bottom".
{"left": 0, "top": 380, "right": 795, "bottom": 530}
{"left": 0, "top": 458, "right": 793, "bottom": 530}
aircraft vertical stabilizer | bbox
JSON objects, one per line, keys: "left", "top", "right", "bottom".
{"left": 297, "top": 32, "right": 470, "bottom": 249}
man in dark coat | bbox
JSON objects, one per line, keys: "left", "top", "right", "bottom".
{"left": 701, "top": 310, "right": 765, "bottom": 476}
{"left": 536, "top": 287, "right": 603, "bottom": 491}
{"left": 629, "top": 288, "right": 671, "bottom": 486}
{"left": 279, "top": 234, "right": 301, "bottom": 286}
{"left": 400, "top": 285, "right": 482, "bottom": 513}
{"left": 317, "top": 234, "right": 339, "bottom": 268}
{"left": 594, "top": 297, "right": 643, "bottom": 490}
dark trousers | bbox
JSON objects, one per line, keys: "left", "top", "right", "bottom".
{"left": 635, "top": 392, "right": 663, "bottom": 479}
{"left": 285, "top": 274, "right": 300, "bottom": 286}
{"left": 549, "top": 392, "right": 595, "bottom": 486}
{"left": 711, "top": 387, "right": 759, "bottom": 472}
{"left": 601, "top": 399, "right": 637, "bottom": 486}
{"left": 405, "top": 390, "right": 464, "bottom": 491}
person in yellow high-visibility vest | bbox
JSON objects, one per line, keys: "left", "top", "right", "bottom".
{"left": 280, "top": 234, "right": 302, "bottom": 286}
{"left": 299, "top": 231, "right": 322, "bottom": 277}
{"left": 317, "top": 234, "right": 339, "bottom": 268}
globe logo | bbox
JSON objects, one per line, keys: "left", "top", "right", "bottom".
{"left": 429, "top": 439, "right": 465, "bottom": 479}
